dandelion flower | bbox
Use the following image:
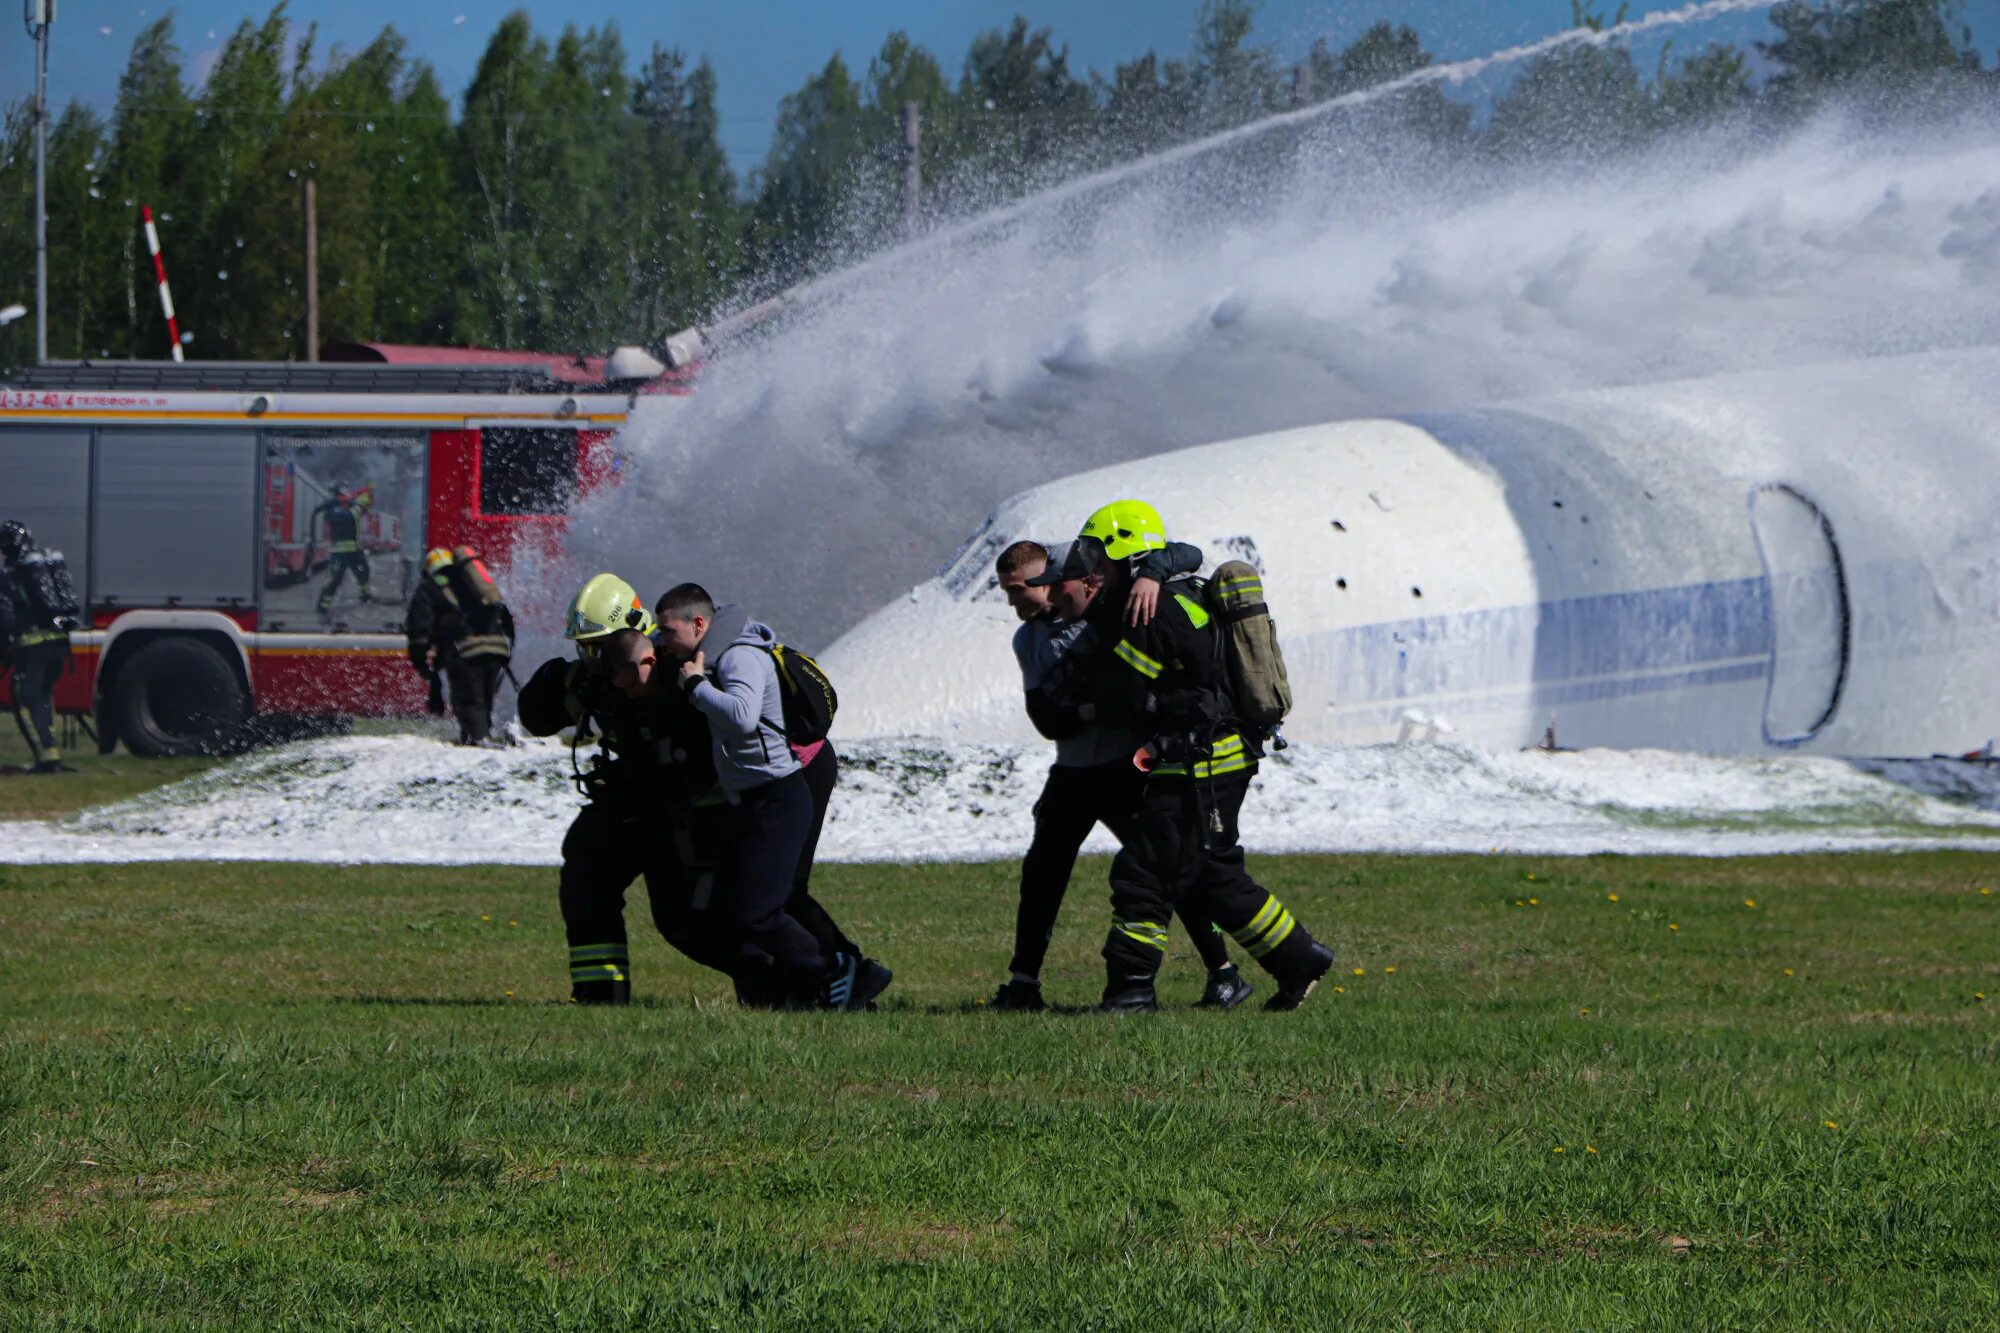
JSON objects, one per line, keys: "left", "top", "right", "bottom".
{"left": 1783, "top": 968, "right": 1794, "bottom": 976}
{"left": 1528, "top": 897, "right": 1540, "bottom": 906}
{"left": 1824, "top": 1120, "right": 1838, "bottom": 1129}
{"left": 1607, "top": 894, "right": 1619, "bottom": 902}
{"left": 1515, "top": 899, "right": 1526, "bottom": 906}
{"left": 504, "top": 990, "right": 514, "bottom": 998}
{"left": 1527, "top": 874, "right": 1538, "bottom": 882}
{"left": 1553, "top": 1146, "right": 1564, "bottom": 1154}
{"left": 1385, "top": 967, "right": 1397, "bottom": 975}
{"left": 1982, "top": 888, "right": 1992, "bottom": 896}
{"left": 1579, "top": 1007, "right": 1590, "bottom": 1016}
{"left": 1353, "top": 967, "right": 1366, "bottom": 976}
{"left": 509, "top": 920, "right": 520, "bottom": 927}
{"left": 481, "top": 915, "right": 492, "bottom": 922}
{"left": 1333, "top": 986, "right": 1345, "bottom": 994}
{"left": 1585, "top": 1145, "right": 1598, "bottom": 1154}
{"left": 1668, "top": 923, "right": 1680, "bottom": 932}
{"left": 1977, "top": 992, "right": 1986, "bottom": 1001}
{"left": 1743, "top": 899, "right": 1756, "bottom": 908}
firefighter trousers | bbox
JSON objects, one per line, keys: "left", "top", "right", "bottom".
{"left": 317, "top": 550, "right": 372, "bottom": 609}
{"left": 1102, "top": 769, "right": 1323, "bottom": 991}
{"left": 8, "top": 639, "right": 65, "bottom": 761}
{"left": 1013, "top": 759, "right": 1231, "bottom": 980}
{"left": 559, "top": 801, "right": 753, "bottom": 1003}
{"left": 445, "top": 655, "right": 505, "bottom": 744}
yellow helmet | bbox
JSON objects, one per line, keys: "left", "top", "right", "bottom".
{"left": 565, "top": 573, "right": 654, "bottom": 642}
{"left": 422, "top": 547, "right": 455, "bottom": 578}
{"left": 1079, "top": 500, "right": 1168, "bottom": 562}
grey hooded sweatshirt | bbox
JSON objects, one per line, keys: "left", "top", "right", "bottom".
{"left": 685, "top": 605, "right": 801, "bottom": 797}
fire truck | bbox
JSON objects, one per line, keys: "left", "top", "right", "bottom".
{"left": 0, "top": 350, "right": 673, "bottom": 756}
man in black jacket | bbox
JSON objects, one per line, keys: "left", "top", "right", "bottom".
{"left": 990, "top": 538, "right": 1250, "bottom": 1012}
{"left": 1035, "top": 502, "right": 1335, "bottom": 1013}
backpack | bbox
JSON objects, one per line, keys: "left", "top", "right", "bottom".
{"left": 17, "top": 549, "right": 81, "bottom": 632}
{"left": 767, "top": 643, "right": 838, "bottom": 745}
{"left": 1202, "top": 559, "right": 1291, "bottom": 733}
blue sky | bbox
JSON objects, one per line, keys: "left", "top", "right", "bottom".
{"left": 8, "top": 1, "right": 1999, "bottom": 172}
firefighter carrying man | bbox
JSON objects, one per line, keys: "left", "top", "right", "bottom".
{"left": 405, "top": 547, "right": 515, "bottom": 746}
{"left": 315, "top": 486, "right": 376, "bottom": 616}
{"left": 518, "top": 574, "right": 880, "bottom": 1007}
{"left": 1027, "top": 501, "right": 1336, "bottom": 1012}
{"left": 0, "top": 520, "right": 80, "bottom": 774}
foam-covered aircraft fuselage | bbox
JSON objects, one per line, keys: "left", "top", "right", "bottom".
{"left": 823, "top": 347, "right": 2000, "bottom": 756}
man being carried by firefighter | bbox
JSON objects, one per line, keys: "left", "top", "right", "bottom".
{"left": 990, "top": 537, "right": 1252, "bottom": 1011}
{"left": 518, "top": 575, "right": 879, "bottom": 1008}
{"left": 314, "top": 486, "right": 376, "bottom": 617}
{"left": 0, "top": 520, "right": 81, "bottom": 775}
{"left": 405, "top": 546, "right": 515, "bottom": 746}
{"left": 1029, "top": 501, "right": 1336, "bottom": 1012}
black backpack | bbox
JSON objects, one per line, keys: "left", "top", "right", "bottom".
{"left": 17, "top": 550, "right": 81, "bottom": 632}
{"left": 767, "top": 643, "right": 837, "bottom": 745}
{"left": 1201, "top": 560, "right": 1292, "bottom": 733}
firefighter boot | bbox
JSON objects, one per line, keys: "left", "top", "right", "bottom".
{"left": 1098, "top": 976, "right": 1160, "bottom": 1013}
{"left": 1263, "top": 940, "right": 1336, "bottom": 1013}
{"left": 991, "top": 978, "right": 1046, "bottom": 1012}
{"left": 571, "top": 979, "right": 631, "bottom": 1006}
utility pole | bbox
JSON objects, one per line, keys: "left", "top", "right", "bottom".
{"left": 25, "top": 0, "right": 55, "bottom": 363}
{"left": 901, "top": 101, "right": 921, "bottom": 240}
{"left": 303, "top": 177, "right": 319, "bottom": 362}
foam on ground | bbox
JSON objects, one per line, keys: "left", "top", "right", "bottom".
{"left": 5, "top": 734, "right": 2000, "bottom": 865}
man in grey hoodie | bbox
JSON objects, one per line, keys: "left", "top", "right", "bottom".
{"left": 657, "top": 582, "right": 890, "bottom": 1011}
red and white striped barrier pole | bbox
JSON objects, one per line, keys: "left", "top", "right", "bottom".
{"left": 140, "top": 205, "right": 184, "bottom": 362}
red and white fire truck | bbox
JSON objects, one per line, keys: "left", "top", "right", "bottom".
{"left": 0, "top": 348, "right": 678, "bottom": 756}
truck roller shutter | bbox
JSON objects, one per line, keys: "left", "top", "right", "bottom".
{"left": 93, "top": 429, "right": 258, "bottom": 608}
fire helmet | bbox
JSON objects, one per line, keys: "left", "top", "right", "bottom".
{"left": 422, "top": 548, "right": 455, "bottom": 578}
{"left": 1078, "top": 500, "right": 1168, "bottom": 562}
{"left": 565, "top": 573, "right": 654, "bottom": 642}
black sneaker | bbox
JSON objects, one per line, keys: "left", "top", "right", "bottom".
{"left": 1264, "top": 942, "right": 1335, "bottom": 1012}
{"left": 1098, "top": 981, "right": 1159, "bottom": 1013}
{"left": 991, "top": 979, "right": 1046, "bottom": 1012}
{"left": 1195, "top": 963, "right": 1254, "bottom": 1010}
{"left": 819, "top": 953, "right": 863, "bottom": 1010}
{"left": 28, "top": 759, "right": 72, "bottom": 775}
{"left": 850, "top": 959, "right": 894, "bottom": 1010}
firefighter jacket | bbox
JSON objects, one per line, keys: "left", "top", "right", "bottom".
{"left": 404, "top": 574, "right": 514, "bottom": 667}
{"left": 0, "top": 558, "right": 71, "bottom": 651}
{"left": 1087, "top": 574, "right": 1255, "bottom": 782}
{"left": 518, "top": 656, "right": 723, "bottom": 818}
{"left": 317, "top": 501, "right": 363, "bottom": 555}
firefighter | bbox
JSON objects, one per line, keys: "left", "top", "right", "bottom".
{"left": 405, "top": 547, "right": 515, "bottom": 746}
{"left": 315, "top": 487, "right": 376, "bottom": 616}
{"left": 991, "top": 538, "right": 1251, "bottom": 1011}
{"left": 0, "top": 520, "right": 76, "bottom": 774}
{"left": 1031, "top": 501, "right": 1336, "bottom": 1012}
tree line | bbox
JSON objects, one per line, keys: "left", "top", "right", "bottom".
{"left": 0, "top": 0, "right": 1990, "bottom": 369}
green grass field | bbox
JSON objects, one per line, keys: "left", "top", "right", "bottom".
{"left": 0, "top": 720, "right": 215, "bottom": 820}
{"left": 3, "top": 853, "right": 1997, "bottom": 1329}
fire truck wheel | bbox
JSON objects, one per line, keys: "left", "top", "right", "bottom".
{"left": 110, "top": 639, "right": 249, "bottom": 758}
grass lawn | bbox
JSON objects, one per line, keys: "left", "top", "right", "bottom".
{"left": 0, "top": 720, "right": 215, "bottom": 820}
{"left": 2, "top": 853, "right": 1997, "bottom": 1329}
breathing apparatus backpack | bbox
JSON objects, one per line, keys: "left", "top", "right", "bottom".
{"left": 450, "top": 547, "right": 506, "bottom": 608}
{"left": 1202, "top": 560, "right": 1292, "bottom": 736}
{"left": 767, "top": 643, "right": 838, "bottom": 745}
{"left": 15, "top": 549, "right": 81, "bottom": 634}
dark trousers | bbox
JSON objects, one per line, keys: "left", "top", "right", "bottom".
{"left": 559, "top": 801, "right": 751, "bottom": 1001}
{"left": 1103, "top": 770, "right": 1322, "bottom": 990}
{"left": 717, "top": 771, "right": 827, "bottom": 994}
{"left": 789, "top": 742, "right": 858, "bottom": 957}
{"left": 1013, "top": 760, "right": 1233, "bottom": 979}
{"left": 318, "top": 550, "right": 372, "bottom": 608}
{"left": 445, "top": 656, "right": 505, "bottom": 744}
{"left": 9, "top": 639, "right": 65, "bottom": 760}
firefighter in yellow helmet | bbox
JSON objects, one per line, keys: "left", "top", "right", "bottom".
{"left": 1029, "top": 500, "right": 1335, "bottom": 1011}
{"left": 404, "top": 545, "right": 515, "bottom": 745}
{"left": 314, "top": 486, "right": 376, "bottom": 616}
{"left": 517, "top": 574, "right": 873, "bottom": 1007}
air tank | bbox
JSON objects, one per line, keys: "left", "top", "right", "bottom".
{"left": 820, "top": 346, "right": 2000, "bottom": 756}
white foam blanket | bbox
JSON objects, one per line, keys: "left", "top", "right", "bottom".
{"left": 6, "top": 735, "right": 2000, "bottom": 865}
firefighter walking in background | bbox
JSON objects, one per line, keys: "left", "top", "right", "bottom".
{"left": 0, "top": 521, "right": 81, "bottom": 775}
{"left": 315, "top": 487, "right": 376, "bottom": 616}
{"left": 990, "top": 537, "right": 1252, "bottom": 1012}
{"left": 405, "top": 546, "right": 516, "bottom": 746}
{"left": 1033, "top": 501, "right": 1336, "bottom": 1012}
